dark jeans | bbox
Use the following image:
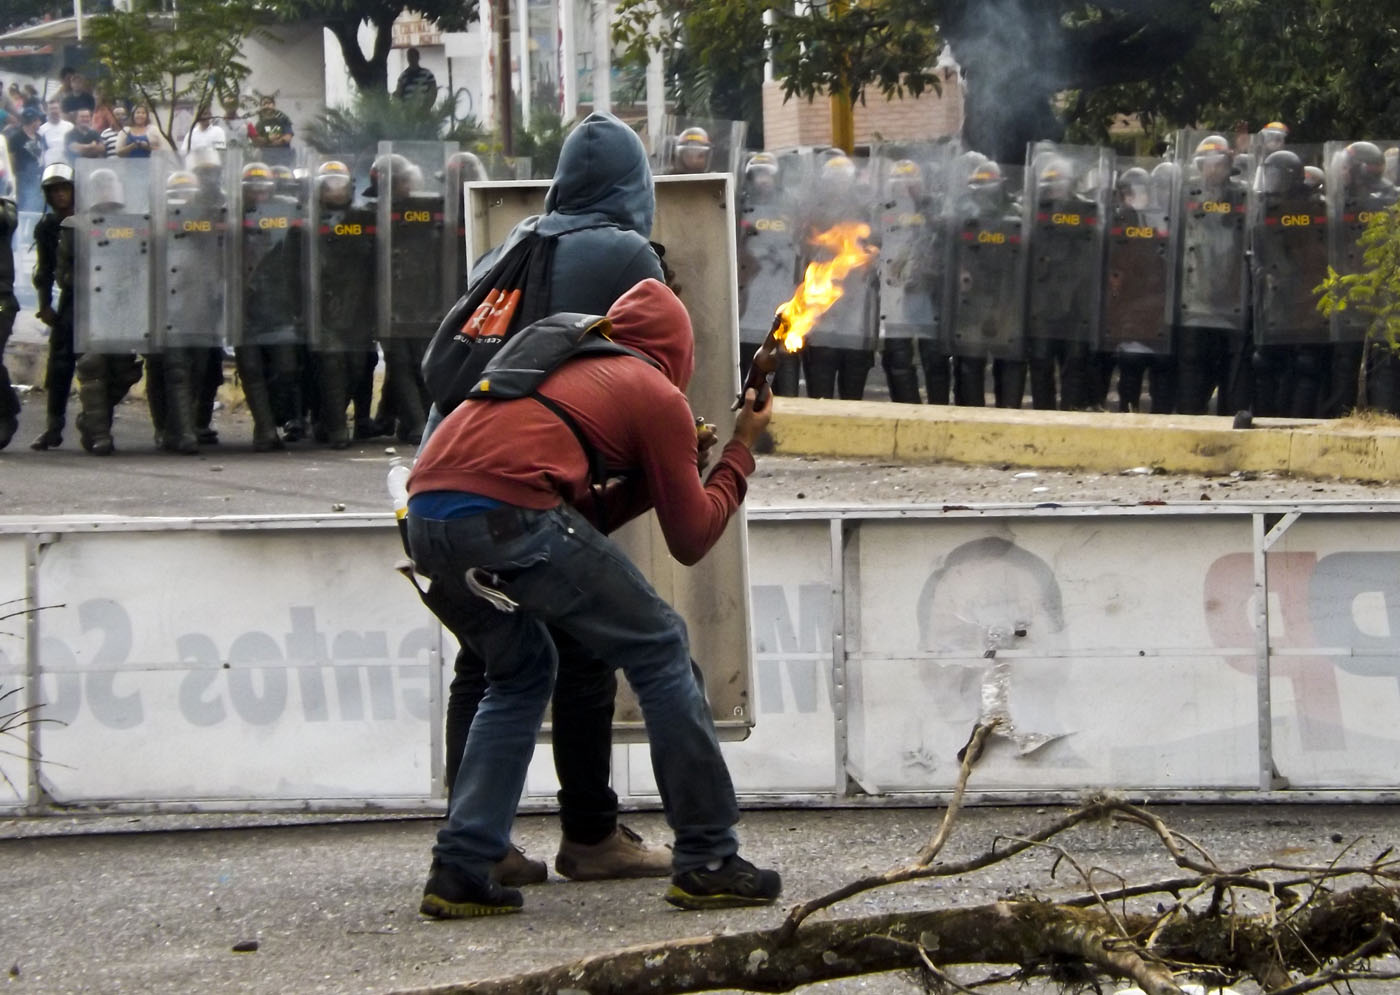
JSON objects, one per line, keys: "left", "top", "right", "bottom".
{"left": 408, "top": 503, "right": 740, "bottom": 880}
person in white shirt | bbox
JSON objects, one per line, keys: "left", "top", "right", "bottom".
{"left": 183, "top": 104, "right": 227, "bottom": 157}
{"left": 37, "top": 99, "right": 72, "bottom": 166}
{"left": 101, "top": 104, "right": 128, "bottom": 158}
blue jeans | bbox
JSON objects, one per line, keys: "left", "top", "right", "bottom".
{"left": 407, "top": 502, "right": 740, "bottom": 882}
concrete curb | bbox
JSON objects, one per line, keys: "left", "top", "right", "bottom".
{"left": 765, "top": 397, "right": 1400, "bottom": 482}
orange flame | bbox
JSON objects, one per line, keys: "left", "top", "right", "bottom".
{"left": 775, "top": 222, "right": 879, "bottom": 352}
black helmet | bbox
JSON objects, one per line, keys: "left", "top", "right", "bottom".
{"left": 1346, "top": 141, "right": 1386, "bottom": 181}
{"left": 1262, "top": 149, "right": 1303, "bottom": 195}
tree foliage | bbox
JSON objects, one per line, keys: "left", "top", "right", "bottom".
{"left": 86, "top": 0, "right": 265, "bottom": 151}
{"left": 1316, "top": 205, "right": 1400, "bottom": 406}
{"left": 270, "top": 0, "right": 480, "bottom": 93}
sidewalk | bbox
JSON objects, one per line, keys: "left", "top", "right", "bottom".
{"left": 3, "top": 804, "right": 1397, "bottom": 994}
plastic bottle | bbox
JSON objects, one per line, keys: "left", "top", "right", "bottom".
{"left": 386, "top": 456, "right": 411, "bottom": 520}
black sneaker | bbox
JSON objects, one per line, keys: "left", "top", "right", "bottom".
{"left": 665, "top": 855, "right": 781, "bottom": 910}
{"left": 420, "top": 859, "right": 524, "bottom": 919}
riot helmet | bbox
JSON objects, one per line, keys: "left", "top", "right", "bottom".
{"left": 967, "top": 161, "right": 1004, "bottom": 210}
{"left": 41, "top": 162, "right": 75, "bottom": 212}
{"left": 1115, "top": 166, "right": 1151, "bottom": 212}
{"left": 166, "top": 170, "right": 200, "bottom": 207}
{"left": 674, "top": 126, "right": 712, "bottom": 173}
{"left": 1258, "top": 121, "right": 1289, "bottom": 154}
{"left": 886, "top": 159, "right": 924, "bottom": 201}
{"left": 316, "top": 159, "right": 353, "bottom": 207}
{"left": 86, "top": 167, "right": 126, "bottom": 211}
{"left": 1302, "top": 165, "right": 1325, "bottom": 193}
{"left": 1037, "top": 156, "right": 1073, "bottom": 202}
{"left": 1261, "top": 149, "right": 1304, "bottom": 196}
{"left": 446, "top": 150, "right": 488, "bottom": 185}
{"left": 270, "top": 164, "right": 298, "bottom": 198}
{"left": 241, "top": 161, "right": 275, "bottom": 202}
{"left": 1192, "top": 134, "right": 1232, "bottom": 184}
{"left": 743, "top": 152, "right": 779, "bottom": 198}
{"left": 819, "top": 153, "right": 857, "bottom": 189}
{"left": 1386, "top": 147, "right": 1399, "bottom": 186}
{"left": 1345, "top": 141, "right": 1386, "bottom": 188}
{"left": 368, "top": 152, "right": 408, "bottom": 198}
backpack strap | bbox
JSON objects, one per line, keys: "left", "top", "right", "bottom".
{"left": 530, "top": 393, "right": 616, "bottom": 531}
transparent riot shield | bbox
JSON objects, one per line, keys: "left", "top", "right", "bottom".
{"left": 305, "top": 153, "right": 377, "bottom": 356}
{"left": 74, "top": 157, "right": 155, "bottom": 354}
{"left": 1325, "top": 140, "right": 1400, "bottom": 344}
{"left": 1171, "top": 129, "right": 1251, "bottom": 330}
{"left": 442, "top": 150, "right": 489, "bottom": 299}
{"left": 461, "top": 174, "right": 751, "bottom": 741}
{"left": 736, "top": 151, "right": 799, "bottom": 348}
{"left": 153, "top": 152, "right": 233, "bottom": 350}
{"left": 1250, "top": 144, "right": 1329, "bottom": 346}
{"left": 946, "top": 160, "right": 1025, "bottom": 361}
{"left": 789, "top": 149, "right": 879, "bottom": 351}
{"left": 655, "top": 115, "right": 749, "bottom": 176}
{"left": 375, "top": 140, "right": 459, "bottom": 341}
{"left": 228, "top": 148, "right": 306, "bottom": 349}
{"left": 1102, "top": 156, "right": 1173, "bottom": 355}
{"left": 1021, "top": 143, "right": 1109, "bottom": 344}
{"left": 872, "top": 143, "right": 953, "bottom": 347}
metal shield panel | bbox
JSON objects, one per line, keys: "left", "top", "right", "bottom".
{"left": 153, "top": 154, "right": 233, "bottom": 349}
{"left": 1250, "top": 144, "right": 1330, "bottom": 346}
{"left": 305, "top": 153, "right": 377, "bottom": 354}
{"left": 736, "top": 152, "right": 799, "bottom": 346}
{"left": 1022, "top": 143, "right": 1109, "bottom": 344}
{"left": 1325, "top": 139, "right": 1400, "bottom": 344}
{"left": 74, "top": 157, "right": 154, "bottom": 354}
{"left": 872, "top": 143, "right": 953, "bottom": 344}
{"left": 1102, "top": 156, "right": 1173, "bottom": 355}
{"left": 464, "top": 175, "right": 753, "bottom": 739}
{"left": 374, "top": 140, "right": 458, "bottom": 340}
{"left": 946, "top": 157, "right": 1025, "bottom": 361}
{"left": 229, "top": 149, "right": 306, "bottom": 348}
{"left": 789, "top": 149, "right": 878, "bottom": 351}
{"left": 655, "top": 115, "right": 749, "bottom": 176}
{"left": 1172, "top": 129, "right": 1251, "bottom": 331}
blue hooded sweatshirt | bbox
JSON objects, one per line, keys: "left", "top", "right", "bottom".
{"left": 470, "top": 112, "right": 664, "bottom": 315}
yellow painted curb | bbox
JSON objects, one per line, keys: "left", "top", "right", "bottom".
{"left": 765, "top": 398, "right": 1400, "bottom": 482}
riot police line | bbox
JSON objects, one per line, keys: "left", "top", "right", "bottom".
{"left": 737, "top": 131, "right": 1400, "bottom": 418}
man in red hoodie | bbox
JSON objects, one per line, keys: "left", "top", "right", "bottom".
{"left": 407, "top": 278, "right": 779, "bottom": 917}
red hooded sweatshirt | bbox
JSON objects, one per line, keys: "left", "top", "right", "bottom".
{"left": 409, "top": 279, "right": 754, "bottom": 566}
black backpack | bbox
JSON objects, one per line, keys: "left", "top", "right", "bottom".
{"left": 466, "top": 311, "right": 659, "bottom": 527}
{"left": 421, "top": 217, "right": 558, "bottom": 414}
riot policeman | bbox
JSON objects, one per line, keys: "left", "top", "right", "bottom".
{"left": 72, "top": 160, "right": 153, "bottom": 455}
{"left": 444, "top": 150, "right": 487, "bottom": 297}
{"left": 307, "top": 158, "right": 376, "bottom": 448}
{"left": 0, "top": 163, "right": 17, "bottom": 448}
{"left": 30, "top": 162, "right": 77, "bottom": 450}
{"left": 671, "top": 126, "right": 712, "bottom": 174}
{"left": 1024, "top": 152, "right": 1104, "bottom": 410}
{"left": 1173, "top": 133, "right": 1250, "bottom": 414}
{"left": 876, "top": 157, "right": 947, "bottom": 404}
{"left": 1104, "top": 164, "right": 1174, "bottom": 412}
{"left": 735, "top": 152, "right": 800, "bottom": 396}
{"left": 796, "top": 153, "right": 877, "bottom": 400}
{"left": 947, "top": 160, "right": 1026, "bottom": 407}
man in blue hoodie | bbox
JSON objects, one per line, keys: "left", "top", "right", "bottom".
{"left": 421, "top": 112, "right": 673, "bottom": 886}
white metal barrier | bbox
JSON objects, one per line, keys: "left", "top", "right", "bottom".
{"left": 5, "top": 502, "right": 1400, "bottom": 815}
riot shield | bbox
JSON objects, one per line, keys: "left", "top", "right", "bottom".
{"left": 153, "top": 152, "right": 234, "bottom": 350}
{"left": 655, "top": 116, "right": 749, "bottom": 176}
{"left": 229, "top": 148, "right": 306, "bottom": 348}
{"left": 790, "top": 149, "right": 879, "bottom": 351}
{"left": 1325, "top": 140, "right": 1400, "bottom": 343}
{"left": 1249, "top": 144, "right": 1329, "bottom": 346}
{"left": 442, "top": 151, "right": 490, "bottom": 298}
{"left": 1021, "top": 143, "right": 1109, "bottom": 344}
{"left": 1171, "top": 129, "right": 1251, "bottom": 330}
{"left": 1101, "top": 156, "right": 1173, "bottom": 355}
{"left": 73, "top": 158, "right": 155, "bottom": 354}
{"left": 305, "top": 153, "right": 377, "bottom": 355}
{"left": 945, "top": 160, "right": 1025, "bottom": 361}
{"left": 375, "top": 140, "right": 458, "bottom": 341}
{"left": 736, "top": 151, "right": 799, "bottom": 347}
{"left": 872, "top": 143, "right": 953, "bottom": 346}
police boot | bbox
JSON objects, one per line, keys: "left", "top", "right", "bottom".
{"left": 75, "top": 354, "right": 114, "bottom": 455}
{"left": 919, "top": 342, "right": 951, "bottom": 405}
{"left": 144, "top": 355, "right": 167, "bottom": 447}
{"left": 1028, "top": 351, "right": 1057, "bottom": 410}
{"left": 161, "top": 352, "right": 200, "bottom": 455}
{"left": 772, "top": 352, "right": 800, "bottom": 397}
{"left": 0, "top": 382, "right": 17, "bottom": 451}
{"left": 994, "top": 359, "right": 1027, "bottom": 409}
{"left": 881, "top": 339, "right": 922, "bottom": 404}
{"left": 235, "top": 350, "right": 285, "bottom": 453}
{"left": 318, "top": 353, "right": 351, "bottom": 450}
{"left": 29, "top": 414, "right": 63, "bottom": 451}
{"left": 386, "top": 357, "right": 425, "bottom": 445}
{"left": 954, "top": 357, "right": 987, "bottom": 406}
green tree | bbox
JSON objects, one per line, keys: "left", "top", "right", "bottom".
{"left": 1316, "top": 206, "right": 1400, "bottom": 409}
{"left": 87, "top": 0, "right": 265, "bottom": 150}
{"left": 271, "top": 0, "right": 479, "bottom": 93}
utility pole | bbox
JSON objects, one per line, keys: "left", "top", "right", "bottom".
{"left": 828, "top": 0, "right": 854, "bottom": 153}
{"left": 496, "top": 0, "right": 513, "bottom": 155}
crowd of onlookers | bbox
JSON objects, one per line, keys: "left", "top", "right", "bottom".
{"left": 2, "top": 68, "right": 298, "bottom": 212}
